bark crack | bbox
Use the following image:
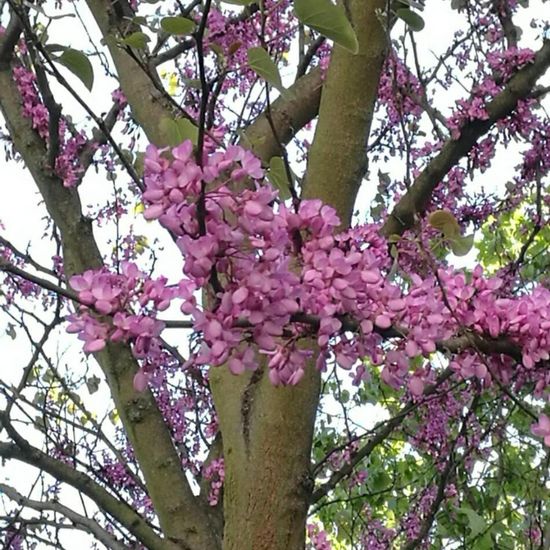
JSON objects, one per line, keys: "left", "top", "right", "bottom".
{"left": 240, "top": 367, "right": 263, "bottom": 451}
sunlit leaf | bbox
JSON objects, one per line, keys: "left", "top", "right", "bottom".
{"left": 294, "top": 0, "right": 359, "bottom": 54}
{"left": 108, "top": 409, "right": 120, "bottom": 425}
{"left": 160, "top": 16, "right": 195, "bottom": 35}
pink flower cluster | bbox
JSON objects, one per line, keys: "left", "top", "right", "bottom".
{"left": 67, "top": 261, "right": 176, "bottom": 371}
{"left": 531, "top": 414, "right": 550, "bottom": 446}
{"left": 446, "top": 46, "right": 535, "bottom": 141}
{"left": 13, "top": 66, "right": 86, "bottom": 187}
{"left": 447, "top": 97, "right": 490, "bottom": 140}
{"left": 360, "top": 507, "right": 396, "bottom": 550}
{"left": 204, "top": 0, "right": 293, "bottom": 95}
{"left": 378, "top": 53, "right": 424, "bottom": 124}
{"left": 306, "top": 523, "right": 332, "bottom": 550}
{"left": 66, "top": 140, "right": 550, "bottom": 446}
{"left": 202, "top": 458, "right": 225, "bottom": 506}
{"left": 487, "top": 47, "right": 535, "bottom": 80}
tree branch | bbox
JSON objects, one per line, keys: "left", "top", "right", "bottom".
{"left": 401, "top": 393, "right": 481, "bottom": 549}
{"left": 302, "top": 0, "right": 389, "bottom": 225}
{"left": 209, "top": 3, "right": 392, "bottom": 548}
{"left": 0, "top": 259, "right": 79, "bottom": 302}
{"left": 83, "top": 0, "right": 180, "bottom": 146}
{"left": 0, "top": 10, "right": 21, "bottom": 67}
{"left": 310, "top": 368, "right": 455, "bottom": 503}
{"left": 0, "top": 50, "right": 220, "bottom": 550}
{"left": 0, "top": 434, "right": 167, "bottom": 549}
{"left": 382, "top": 39, "right": 550, "bottom": 237}
{"left": 2, "top": 251, "right": 526, "bottom": 370}
{"left": 152, "top": 40, "right": 194, "bottom": 67}
{"left": 493, "top": 0, "right": 518, "bottom": 48}
{"left": 240, "top": 67, "right": 323, "bottom": 162}
{"left": 0, "top": 483, "right": 130, "bottom": 550}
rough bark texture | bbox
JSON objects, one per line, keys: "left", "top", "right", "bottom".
{"left": 1, "top": 1, "right": 392, "bottom": 547}
{"left": 1, "top": 2, "right": 550, "bottom": 548}
{"left": 210, "top": 2, "right": 388, "bottom": 548}
{"left": 242, "top": 67, "right": 323, "bottom": 161}
{"left": 302, "top": 0, "right": 388, "bottom": 225}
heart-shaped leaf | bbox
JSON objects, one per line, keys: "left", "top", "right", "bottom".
{"left": 457, "top": 507, "right": 486, "bottom": 537}
{"left": 267, "top": 156, "right": 292, "bottom": 200}
{"left": 159, "top": 117, "right": 198, "bottom": 146}
{"left": 294, "top": 0, "right": 359, "bottom": 54}
{"left": 247, "top": 47, "right": 283, "bottom": 91}
{"left": 55, "top": 48, "right": 94, "bottom": 90}
{"left": 428, "top": 210, "right": 461, "bottom": 238}
{"left": 449, "top": 234, "right": 474, "bottom": 256}
{"left": 123, "top": 32, "right": 150, "bottom": 49}
{"left": 160, "top": 16, "right": 195, "bottom": 35}
{"left": 396, "top": 8, "right": 425, "bottom": 31}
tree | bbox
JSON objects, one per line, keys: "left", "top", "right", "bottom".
{"left": 0, "top": 0, "right": 549, "bottom": 547}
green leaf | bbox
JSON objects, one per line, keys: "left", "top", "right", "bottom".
{"left": 473, "top": 532, "right": 494, "bottom": 550}
{"left": 132, "top": 16, "right": 148, "bottom": 26}
{"left": 247, "top": 47, "right": 283, "bottom": 91}
{"left": 396, "top": 8, "right": 425, "bottom": 31}
{"left": 222, "top": 0, "right": 256, "bottom": 4}
{"left": 122, "top": 32, "right": 150, "bottom": 49}
{"left": 160, "top": 16, "right": 195, "bottom": 35}
{"left": 294, "top": 0, "right": 359, "bottom": 54}
{"left": 428, "top": 210, "right": 461, "bottom": 238}
{"left": 55, "top": 48, "right": 94, "bottom": 90}
{"left": 159, "top": 117, "right": 198, "bottom": 146}
{"left": 45, "top": 43, "right": 66, "bottom": 54}
{"left": 450, "top": 234, "right": 474, "bottom": 256}
{"left": 457, "top": 507, "right": 486, "bottom": 538}
{"left": 267, "top": 156, "right": 292, "bottom": 200}
{"left": 370, "top": 470, "right": 390, "bottom": 491}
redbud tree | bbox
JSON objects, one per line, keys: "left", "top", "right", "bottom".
{"left": 0, "top": 0, "right": 549, "bottom": 548}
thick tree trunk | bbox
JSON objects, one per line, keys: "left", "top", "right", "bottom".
{"left": 211, "top": 365, "right": 321, "bottom": 550}
{"left": 211, "top": 2, "right": 388, "bottom": 548}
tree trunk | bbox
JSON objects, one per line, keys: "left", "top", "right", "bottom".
{"left": 211, "top": 2, "right": 388, "bottom": 548}
{"left": 211, "top": 365, "right": 321, "bottom": 550}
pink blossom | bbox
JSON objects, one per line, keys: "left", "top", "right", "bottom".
{"left": 531, "top": 414, "right": 550, "bottom": 447}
